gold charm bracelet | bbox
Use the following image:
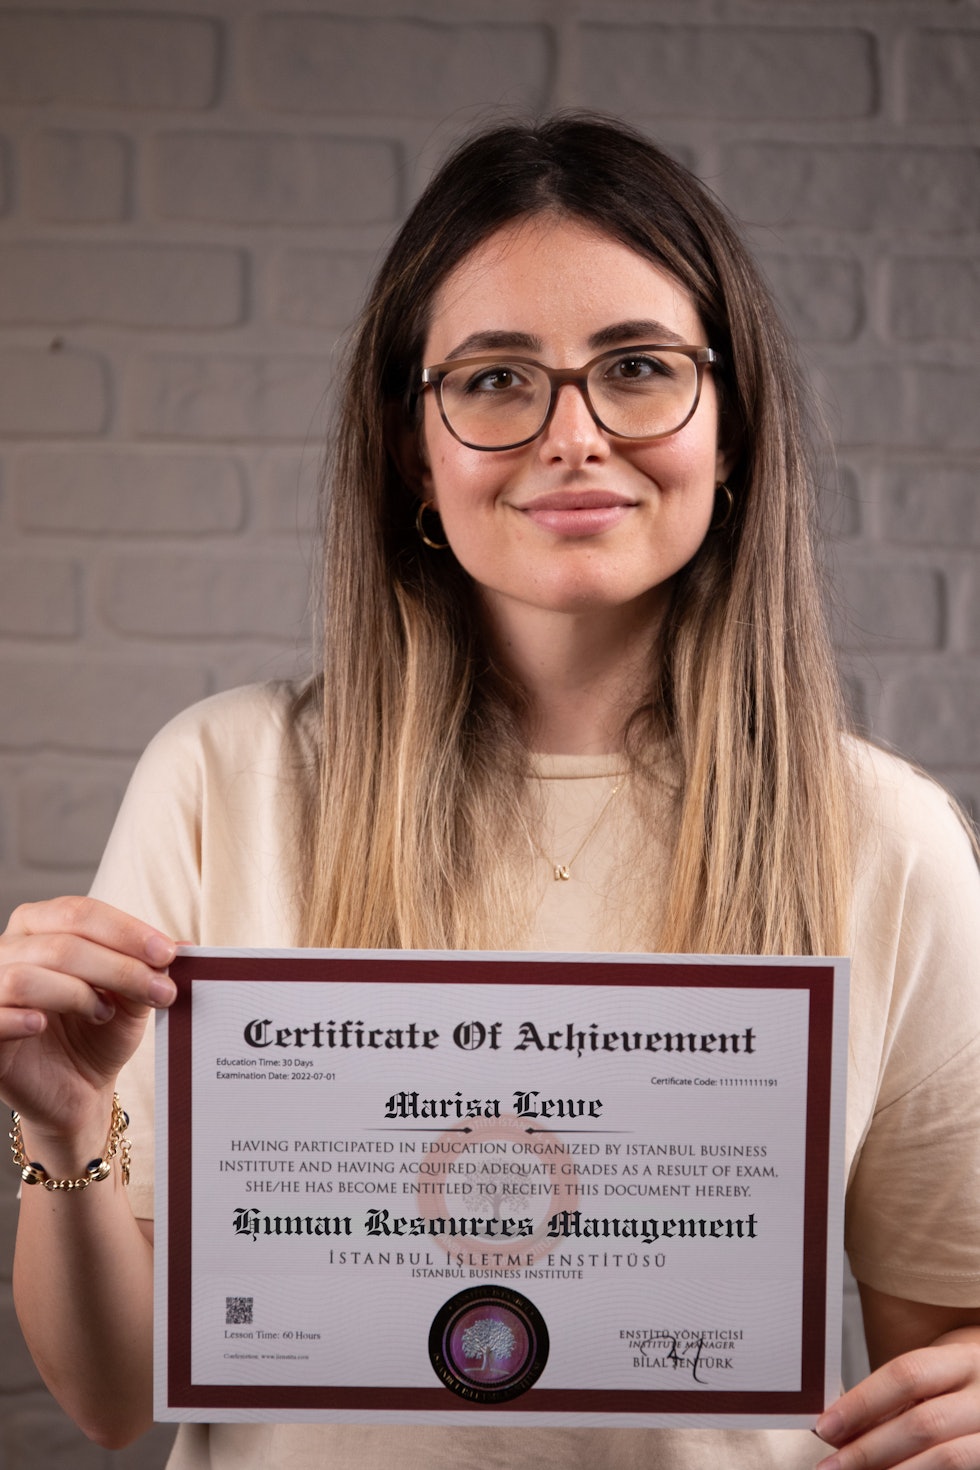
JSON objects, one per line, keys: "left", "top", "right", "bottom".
{"left": 10, "top": 1093, "right": 131, "bottom": 1190}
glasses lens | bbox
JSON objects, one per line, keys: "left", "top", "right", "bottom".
{"left": 437, "top": 361, "right": 550, "bottom": 448}
{"left": 588, "top": 349, "right": 699, "bottom": 439}
{"left": 434, "top": 350, "right": 703, "bottom": 448}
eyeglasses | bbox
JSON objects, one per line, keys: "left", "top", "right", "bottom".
{"left": 419, "top": 344, "right": 720, "bottom": 452}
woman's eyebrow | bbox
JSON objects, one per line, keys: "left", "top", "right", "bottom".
{"left": 441, "top": 319, "right": 688, "bottom": 362}
{"left": 443, "top": 330, "right": 543, "bottom": 360}
{"left": 588, "top": 319, "right": 686, "bottom": 349}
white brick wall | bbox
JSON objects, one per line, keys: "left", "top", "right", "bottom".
{"left": 1, "top": 0, "right": 978, "bottom": 1463}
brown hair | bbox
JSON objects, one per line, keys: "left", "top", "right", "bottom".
{"left": 298, "top": 113, "right": 851, "bottom": 955}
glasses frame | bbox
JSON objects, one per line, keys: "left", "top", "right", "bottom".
{"left": 418, "top": 344, "right": 721, "bottom": 452}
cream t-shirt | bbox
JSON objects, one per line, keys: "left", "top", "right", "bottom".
{"left": 91, "top": 683, "right": 980, "bottom": 1470}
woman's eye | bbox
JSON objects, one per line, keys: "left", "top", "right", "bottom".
{"left": 608, "top": 354, "right": 669, "bottom": 381}
{"left": 464, "top": 365, "right": 523, "bottom": 394}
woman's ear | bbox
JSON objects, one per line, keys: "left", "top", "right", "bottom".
{"left": 714, "top": 438, "right": 735, "bottom": 490}
{"left": 384, "top": 403, "right": 433, "bottom": 498}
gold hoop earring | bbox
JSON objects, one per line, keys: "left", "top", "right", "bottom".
{"left": 711, "top": 482, "right": 734, "bottom": 531}
{"left": 415, "top": 500, "right": 449, "bottom": 550}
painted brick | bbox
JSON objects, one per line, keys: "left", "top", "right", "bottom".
{"left": 881, "top": 464, "right": 980, "bottom": 549}
{"left": 14, "top": 450, "right": 246, "bottom": 536}
{"left": 0, "top": 12, "right": 219, "bottom": 108}
{"left": 101, "top": 553, "right": 310, "bottom": 639}
{"left": 581, "top": 24, "right": 876, "bottom": 119}
{"left": 964, "top": 574, "right": 980, "bottom": 654}
{"left": 0, "top": 1285, "right": 54, "bottom": 1392}
{"left": 840, "top": 670, "right": 869, "bottom": 735}
{"left": 0, "top": 1397, "right": 109, "bottom": 1469}
{"left": 887, "top": 256, "right": 980, "bottom": 343}
{"left": 826, "top": 364, "right": 980, "bottom": 451}
{"left": 0, "top": 659, "right": 208, "bottom": 753}
{"left": 832, "top": 559, "right": 944, "bottom": 653}
{"left": 902, "top": 31, "right": 980, "bottom": 123}
{"left": 0, "top": 244, "right": 245, "bottom": 329}
{"left": 820, "top": 463, "right": 862, "bottom": 541}
{"left": 18, "top": 770, "right": 128, "bottom": 868}
{"left": 26, "top": 129, "right": 130, "bottom": 222}
{"left": 720, "top": 144, "right": 980, "bottom": 233}
{"left": 0, "top": 349, "right": 108, "bottom": 438}
{"left": 149, "top": 134, "right": 400, "bottom": 226}
{"left": 250, "top": 451, "right": 320, "bottom": 534}
{"left": 1, "top": 873, "right": 104, "bottom": 923}
{"left": 0, "top": 1179, "right": 15, "bottom": 1272}
{"left": 0, "top": 556, "right": 79, "bottom": 637}
{"left": 247, "top": 15, "right": 552, "bottom": 117}
{"left": 133, "top": 353, "right": 332, "bottom": 442}
{"left": 273, "top": 250, "right": 377, "bottom": 328}
{"left": 759, "top": 253, "right": 863, "bottom": 343}
{"left": 945, "top": 772, "right": 980, "bottom": 824}
{"left": 212, "top": 643, "right": 312, "bottom": 694}
{"left": 884, "top": 676, "right": 980, "bottom": 767}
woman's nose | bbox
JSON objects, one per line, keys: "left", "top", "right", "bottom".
{"left": 536, "top": 383, "right": 611, "bottom": 464}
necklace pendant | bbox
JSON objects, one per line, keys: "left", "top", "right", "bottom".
{"left": 554, "top": 864, "right": 571, "bottom": 882}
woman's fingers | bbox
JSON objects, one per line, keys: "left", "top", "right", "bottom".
{"left": 0, "top": 897, "right": 177, "bottom": 1138}
{"left": 0, "top": 960, "right": 126, "bottom": 1030}
{"left": 1, "top": 899, "right": 177, "bottom": 1014}
{"left": 818, "top": 1398, "right": 980, "bottom": 1469}
{"left": 0, "top": 1007, "right": 46, "bottom": 1042}
{"left": 0, "top": 899, "right": 177, "bottom": 1069}
{"left": 818, "top": 1340, "right": 978, "bottom": 1440}
{"left": 816, "top": 1341, "right": 980, "bottom": 1468}
{"left": 0, "top": 935, "right": 176, "bottom": 1015}
{"left": 5, "top": 896, "right": 176, "bottom": 972}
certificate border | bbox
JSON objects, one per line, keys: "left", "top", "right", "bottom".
{"left": 164, "top": 953, "right": 838, "bottom": 1417}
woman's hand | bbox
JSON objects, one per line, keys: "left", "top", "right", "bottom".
{"left": 4, "top": 897, "right": 176, "bottom": 1446}
{"left": 816, "top": 1318, "right": 980, "bottom": 1468}
{"left": 0, "top": 896, "right": 177, "bottom": 1139}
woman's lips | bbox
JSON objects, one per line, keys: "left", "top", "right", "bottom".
{"left": 517, "top": 490, "right": 635, "bottom": 536}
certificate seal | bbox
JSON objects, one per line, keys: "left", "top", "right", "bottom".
{"left": 428, "top": 1285, "right": 549, "bottom": 1403}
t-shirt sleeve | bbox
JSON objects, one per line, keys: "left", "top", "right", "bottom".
{"left": 89, "top": 707, "right": 206, "bottom": 941}
{"left": 847, "top": 1033, "right": 980, "bottom": 1303}
{"left": 845, "top": 760, "right": 980, "bottom": 1307}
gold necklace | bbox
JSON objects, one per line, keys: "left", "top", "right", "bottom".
{"left": 533, "top": 774, "right": 627, "bottom": 881}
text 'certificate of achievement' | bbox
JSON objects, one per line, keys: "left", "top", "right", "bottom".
{"left": 155, "top": 950, "right": 848, "bottom": 1428}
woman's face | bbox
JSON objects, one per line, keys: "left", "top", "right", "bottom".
{"left": 413, "top": 213, "right": 729, "bottom": 637}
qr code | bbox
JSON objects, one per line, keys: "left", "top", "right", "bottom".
{"left": 226, "top": 1296, "right": 253, "bottom": 1326}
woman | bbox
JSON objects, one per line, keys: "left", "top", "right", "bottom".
{"left": 3, "top": 115, "right": 979, "bottom": 1470}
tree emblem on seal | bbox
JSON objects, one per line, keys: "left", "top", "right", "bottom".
{"left": 460, "top": 1316, "right": 517, "bottom": 1374}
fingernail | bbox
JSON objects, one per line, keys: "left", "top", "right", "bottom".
{"left": 815, "top": 1408, "right": 844, "bottom": 1442}
{"left": 148, "top": 977, "right": 177, "bottom": 1007}
{"left": 23, "top": 1012, "right": 45, "bottom": 1034}
{"left": 93, "top": 996, "right": 116, "bottom": 1023}
{"left": 145, "top": 934, "right": 176, "bottom": 967}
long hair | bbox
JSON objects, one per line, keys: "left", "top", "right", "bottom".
{"left": 297, "top": 114, "right": 852, "bottom": 956}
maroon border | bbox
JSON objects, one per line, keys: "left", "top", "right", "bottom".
{"left": 165, "top": 953, "right": 837, "bottom": 1416}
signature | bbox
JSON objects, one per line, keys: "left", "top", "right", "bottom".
{"left": 638, "top": 1333, "right": 707, "bottom": 1383}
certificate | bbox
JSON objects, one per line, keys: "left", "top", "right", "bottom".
{"left": 155, "top": 949, "right": 848, "bottom": 1428}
